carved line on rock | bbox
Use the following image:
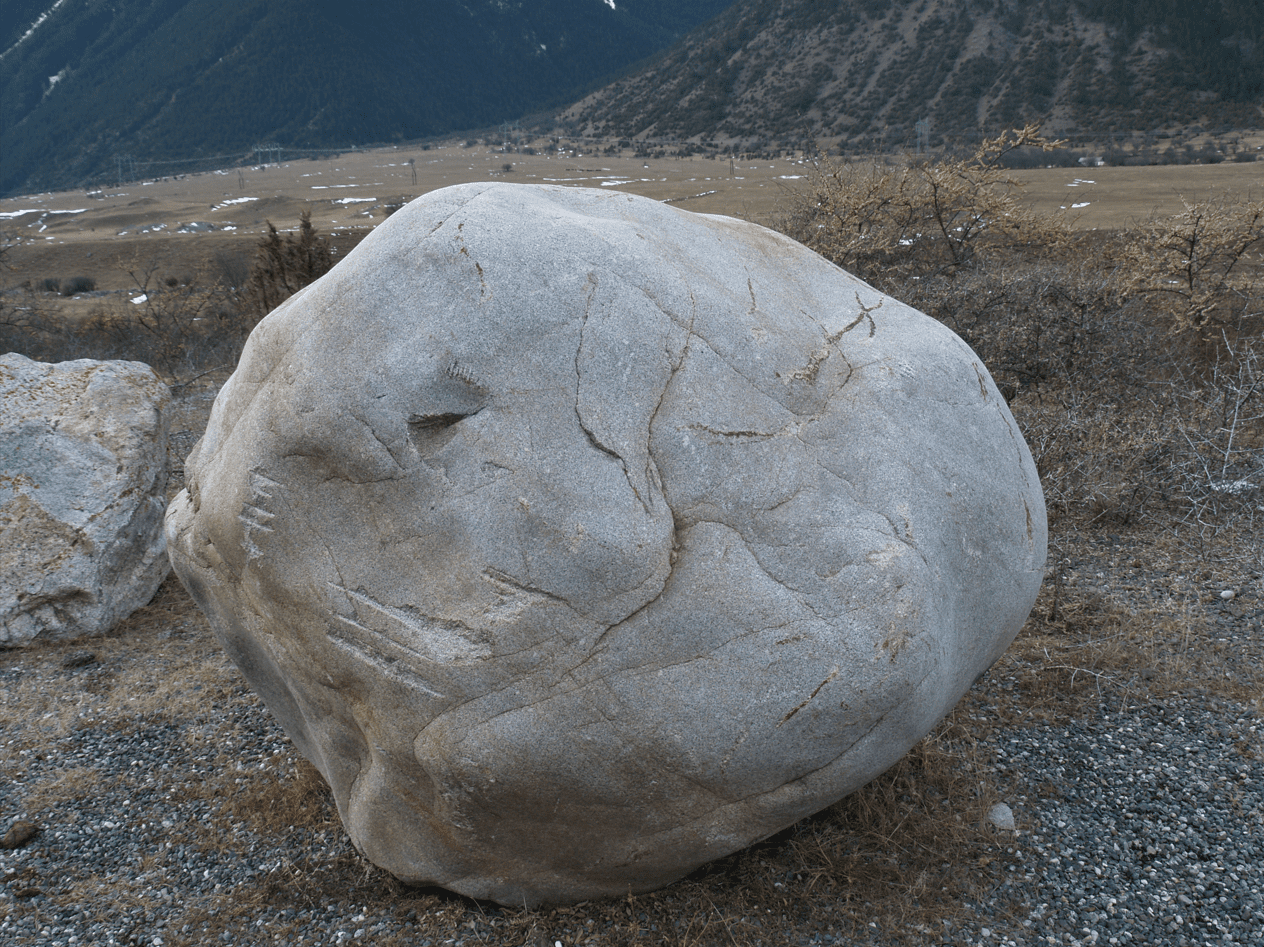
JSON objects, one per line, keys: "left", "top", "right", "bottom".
{"left": 327, "top": 582, "right": 491, "bottom": 671}
{"left": 483, "top": 568, "right": 567, "bottom": 604}
{"left": 573, "top": 271, "right": 653, "bottom": 515}
{"left": 327, "top": 614, "right": 448, "bottom": 700}
{"left": 778, "top": 667, "right": 840, "bottom": 727}
{"left": 239, "top": 470, "right": 281, "bottom": 561}
{"left": 446, "top": 359, "right": 487, "bottom": 391}
{"left": 836, "top": 293, "right": 881, "bottom": 340}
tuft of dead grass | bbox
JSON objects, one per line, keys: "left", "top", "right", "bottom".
{"left": 144, "top": 690, "right": 1023, "bottom": 947}
{"left": 199, "top": 754, "right": 338, "bottom": 841}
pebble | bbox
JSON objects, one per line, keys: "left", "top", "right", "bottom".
{"left": 987, "top": 802, "right": 1016, "bottom": 832}
{"left": 0, "top": 821, "right": 38, "bottom": 850}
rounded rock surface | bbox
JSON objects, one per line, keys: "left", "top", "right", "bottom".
{"left": 164, "top": 182, "right": 1047, "bottom": 905}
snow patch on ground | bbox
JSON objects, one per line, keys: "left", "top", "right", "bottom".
{"left": 213, "top": 197, "right": 258, "bottom": 210}
{"left": 2, "top": 208, "right": 86, "bottom": 218}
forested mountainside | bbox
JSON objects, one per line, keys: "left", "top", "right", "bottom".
{"left": 0, "top": 0, "right": 733, "bottom": 196}
{"left": 560, "top": 0, "right": 1264, "bottom": 152}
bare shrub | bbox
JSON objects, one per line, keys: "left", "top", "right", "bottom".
{"left": 0, "top": 285, "right": 60, "bottom": 359}
{"left": 1163, "top": 336, "right": 1264, "bottom": 548}
{"left": 775, "top": 125, "right": 1163, "bottom": 404}
{"left": 1, "top": 215, "right": 341, "bottom": 383}
{"left": 899, "top": 258, "right": 1158, "bottom": 401}
{"left": 60, "top": 275, "right": 96, "bottom": 296}
{"left": 0, "top": 233, "right": 75, "bottom": 359}
{"left": 114, "top": 212, "right": 336, "bottom": 379}
{"left": 779, "top": 123, "right": 1068, "bottom": 285}
{"left": 3, "top": 265, "right": 243, "bottom": 382}
{"left": 110, "top": 262, "right": 237, "bottom": 377}
{"left": 1112, "top": 194, "right": 1264, "bottom": 347}
{"left": 211, "top": 248, "right": 250, "bottom": 289}
{"left": 780, "top": 127, "right": 1262, "bottom": 548}
{"left": 1013, "top": 393, "right": 1174, "bottom": 526}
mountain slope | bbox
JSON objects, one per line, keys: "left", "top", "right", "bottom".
{"left": 560, "top": 0, "right": 1264, "bottom": 150}
{"left": 0, "top": 0, "right": 733, "bottom": 196}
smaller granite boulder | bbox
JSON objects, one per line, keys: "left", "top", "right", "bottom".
{"left": 1, "top": 354, "right": 171, "bottom": 646}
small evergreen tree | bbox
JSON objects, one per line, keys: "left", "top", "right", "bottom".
{"left": 241, "top": 211, "right": 334, "bottom": 321}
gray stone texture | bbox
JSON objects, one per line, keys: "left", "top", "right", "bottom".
{"left": 2, "top": 354, "right": 171, "bottom": 646}
{"left": 165, "top": 183, "right": 1047, "bottom": 905}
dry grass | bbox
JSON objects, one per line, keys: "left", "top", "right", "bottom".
{"left": 3, "top": 133, "right": 1263, "bottom": 944}
{"left": 157, "top": 721, "right": 1024, "bottom": 947}
{"left": 1007, "top": 162, "right": 1264, "bottom": 232}
{"left": 4, "top": 518, "right": 1256, "bottom": 945}
{"left": 1, "top": 214, "right": 337, "bottom": 385}
{"left": 0, "top": 565, "right": 1043, "bottom": 945}
{"left": 16, "top": 766, "right": 102, "bottom": 815}
{"left": 0, "top": 578, "right": 241, "bottom": 747}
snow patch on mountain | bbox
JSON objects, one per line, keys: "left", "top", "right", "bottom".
{"left": 1, "top": 0, "right": 70, "bottom": 62}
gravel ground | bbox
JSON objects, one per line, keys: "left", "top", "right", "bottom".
{"left": 2, "top": 640, "right": 1261, "bottom": 947}
{"left": 958, "top": 693, "right": 1264, "bottom": 947}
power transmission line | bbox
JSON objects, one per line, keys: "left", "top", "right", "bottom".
{"left": 113, "top": 154, "right": 136, "bottom": 184}
{"left": 253, "top": 143, "right": 282, "bottom": 166}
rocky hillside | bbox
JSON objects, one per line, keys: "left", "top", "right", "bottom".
{"left": 559, "top": 0, "right": 1264, "bottom": 151}
{"left": 0, "top": 0, "right": 733, "bottom": 197}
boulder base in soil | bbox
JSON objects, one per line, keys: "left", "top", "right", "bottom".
{"left": 2, "top": 354, "right": 171, "bottom": 646}
{"left": 165, "top": 183, "right": 1047, "bottom": 906}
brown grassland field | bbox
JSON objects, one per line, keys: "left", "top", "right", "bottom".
{"left": 1, "top": 133, "right": 1262, "bottom": 945}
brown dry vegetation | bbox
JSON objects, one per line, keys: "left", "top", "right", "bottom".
{"left": 2, "top": 135, "right": 1262, "bottom": 945}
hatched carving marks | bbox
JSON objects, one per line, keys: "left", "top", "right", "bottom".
{"left": 327, "top": 612, "right": 448, "bottom": 699}
{"left": 326, "top": 584, "right": 495, "bottom": 695}
{"left": 239, "top": 471, "right": 281, "bottom": 560}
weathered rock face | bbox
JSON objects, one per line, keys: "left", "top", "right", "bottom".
{"left": 2, "top": 354, "right": 171, "bottom": 646}
{"left": 165, "top": 183, "right": 1046, "bottom": 905}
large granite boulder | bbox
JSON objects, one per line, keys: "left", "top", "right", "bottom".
{"left": 165, "top": 183, "right": 1046, "bottom": 905}
{"left": 2, "top": 354, "right": 171, "bottom": 646}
